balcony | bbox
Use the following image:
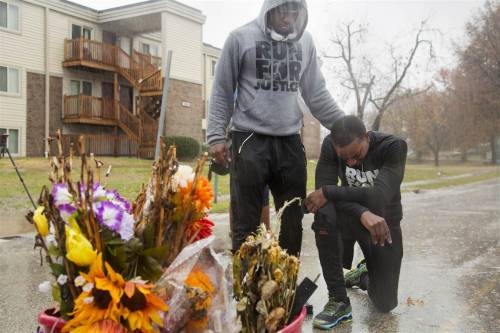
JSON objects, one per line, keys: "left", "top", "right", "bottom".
{"left": 63, "top": 39, "right": 161, "bottom": 89}
{"left": 63, "top": 95, "right": 116, "bottom": 126}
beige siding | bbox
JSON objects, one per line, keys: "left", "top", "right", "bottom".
{"left": 0, "top": 1, "right": 44, "bottom": 72}
{"left": 161, "top": 12, "right": 202, "bottom": 84}
{"left": 0, "top": 69, "right": 27, "bottom": 155}
{"left": 48, "top": 10, "right": 103, "bottom": 75}
{"left": 63, "top": 72, "right": 104, "bottom": 97}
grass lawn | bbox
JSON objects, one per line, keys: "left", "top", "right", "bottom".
{"left": 1, "top": 157, "right": 498, "bottom": 213}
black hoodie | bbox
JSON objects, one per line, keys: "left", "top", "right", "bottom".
{"left": 315, "top": 131, "right": 408, "bottom": 222}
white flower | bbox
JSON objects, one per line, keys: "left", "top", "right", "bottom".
{"left": 45, "top": 233, "right": 56, "bottom": 246}
{"left": 38, "top": 281, "right": 52, "bottom": 293}
{"left": 74, "top": 276, "right": 86, "bottom": 287}
{"left": 83, "top": 296, "right": 94, "bottom": 304}
{"left": 173, "top": 165, "right": 194, "bottom": 189}
{"left": 82, "top": 282, "right": 94, "bottom": 292}
{"left": 57, "top": 274, "right": 68, "bottom": 285}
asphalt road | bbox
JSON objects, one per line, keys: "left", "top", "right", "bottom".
{"left": 0, "top": 179, "right": 498, "bottom": 332}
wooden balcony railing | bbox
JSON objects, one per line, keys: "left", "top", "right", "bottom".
{"left": 117, "top": 104, "right": 140, "bottom": 140}
{"left": 64, "top": 39, "right": 160, "bottom": 88}
{"left": 63, "top": 95, "right": 115, "bottom": 122}
{"left": 140, "top": 69, "right": 163, "bottom": 93}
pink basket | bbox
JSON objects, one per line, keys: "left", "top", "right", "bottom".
{"left": 278, "top": 306, "right": 307, "bottom": 333}
{"left": 38, "top": 308, "right": 66, "bottom": 333}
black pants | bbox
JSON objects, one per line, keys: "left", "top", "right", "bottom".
{"left": 230, "top": 131, "right": 307, "bottom": 255}
{"left": 312, "top": 202, "right": 403, "bottom": 312}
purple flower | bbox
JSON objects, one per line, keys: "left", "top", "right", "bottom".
{"left": 51, "top": 183, "right": 73, "bottom": 207}
{"left": 105, "top": 190, "right": 131, "bottom": 213}
{"left": 59, "top": 204, "right": 77, "bottom": 222}
{"left": 119, "top": 212, "right": 135, "bottom": 241}
{"left": 95, "top": 201, "right": 134, "bottom": 241}
{"left": 96, "top": 201, "right": 123, "bottom": 233}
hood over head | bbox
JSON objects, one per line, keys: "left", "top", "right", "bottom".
{"left": 257, "top": 0, "right": 308, "bottom": 42}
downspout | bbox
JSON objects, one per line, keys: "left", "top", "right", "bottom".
{"left": 44, "top": 6, "right": 50, "bottom": 157}
{"left": 202, "top": 52, "right": 207, "bottom": 142}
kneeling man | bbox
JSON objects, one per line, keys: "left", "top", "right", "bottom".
{"left": 306, "top": 115, "right": 407, "bottom": 329}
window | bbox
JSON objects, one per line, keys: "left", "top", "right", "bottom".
{"left": 0, "top": 128, "right": 19, "bottom": 154}
{"left": 72, "top": 24, "right": 91, "bottom": 39}
{"left": 0, "top": 1, "right": 20, "bottom": 32}
{"left": 211, "top": 60, "right": 217, "bottom": 76}
{"left": 70, "top": 79, "right": 92, "bottom": 96}
{"left": 141, "top": 42, "right": 151, "bottom": 55}
{"left": 0, "top": 65, "right": 20, "bottom": 94}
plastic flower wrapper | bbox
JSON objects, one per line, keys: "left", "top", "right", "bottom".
{"left": 154, "top": 236, "right": 240, "bottom": 333}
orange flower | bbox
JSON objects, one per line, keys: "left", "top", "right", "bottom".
{"left": 121, "top": 280, "right": 168, "bottom": 333}
{"left": 186, "top": 216, "right": 214, "bottom": 242}
{"left": 178, "top": 176, "right": 213, "bottom": 218}
{"left": 184, "top": 270, "right": 215, "bottom": 330}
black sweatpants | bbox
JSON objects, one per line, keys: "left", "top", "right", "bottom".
{"left": 312, "top": 202, "right": 403, "bottom": 312}
{"left": 230, "top": 131, "right": 307, "bottom": 255}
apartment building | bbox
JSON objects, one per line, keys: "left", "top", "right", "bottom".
{"left": 0, "top": 0, "right": 321, "bottom": 158}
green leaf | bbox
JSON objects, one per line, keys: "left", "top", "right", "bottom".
{"left": 52, "top": 284, "right": 61, "bottom": 303}
{"left": 143, "top": 223, "right": 155, "bottom": 249}
{"left": 137, "top": 256, "right": 163, "bottom": 282}
{"left": 140, "top": 245, "right": 168, "bottom": 260}
{"left": 47, "top": 244, "right": 62, "bottom": 257}
{"left": 49, "top": 263, "right": 65, "bottom": 277}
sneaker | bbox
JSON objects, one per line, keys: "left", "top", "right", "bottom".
{"left": 313, "top": 298, "right": 352, "bottom": 330}
{"left": 344, "top": 259, "right": 368, "bottom": 290}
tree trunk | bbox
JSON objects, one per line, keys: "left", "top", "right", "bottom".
{"left": 371, "top": 111, "right": 383, "bottom": 131}
{"left": 415, "top": 150, "right": 423, "bottom": 162}
{"left": 433, "top": 149, "right": 440, "bottom": 167}
{"left": 491, "top": 134, "right": 498, "bottom": 165}
{"left": 460, "top": 148, "right": 468, "bottom": 163}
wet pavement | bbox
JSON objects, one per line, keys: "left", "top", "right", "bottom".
{"left": 0, "top": 180, "right": 499, "bottom": 332}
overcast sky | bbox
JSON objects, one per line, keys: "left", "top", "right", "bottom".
{"left": 70, "top": 0, "right": 486, "bottom": 107}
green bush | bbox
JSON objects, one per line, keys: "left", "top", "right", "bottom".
{"left": 164, "top": 136, "right": 200, "bottom": 160}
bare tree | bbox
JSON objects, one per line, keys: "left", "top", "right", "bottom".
{"left": 324, "top": 21, "right": 434, "bottom": 130}
{"left": 458, "top": 0, "right": 500, "bottom": 164}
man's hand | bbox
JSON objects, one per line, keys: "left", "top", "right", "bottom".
{"left": 210, "top": 142, "right": 231, "bottom": 168}
{"left": 360, "top": 211, "right": 392, "bottom": 246}
{"left": 305, "top": 189, "right": 328, "bottom": 214}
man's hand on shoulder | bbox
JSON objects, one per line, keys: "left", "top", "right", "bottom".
{"left": 360, "top": 211, "right": 392, "bottom": 246}
{"left": 305, "top": 188, "right": 328, "bottom": 214}
{"left": 210, "top": 142, "right": 231, "bottom": 168}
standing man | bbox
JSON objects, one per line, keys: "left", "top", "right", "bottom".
{"left": 305, "top": 115, "right": 407, "bottom": 329}
{"left": 208, "top": 0, "right": 344, "bottom": 255}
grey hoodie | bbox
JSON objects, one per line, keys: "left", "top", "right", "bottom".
{"left": 207, "top": 0, "right": 344, "bottom": 145}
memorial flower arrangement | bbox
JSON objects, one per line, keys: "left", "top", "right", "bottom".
{"left": 232, "top": 199, "right": 301, "bottom": 333}
{"left": 29, "top": 131, "right": 217, "bottom": 333}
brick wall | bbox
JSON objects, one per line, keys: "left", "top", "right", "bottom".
{"left": 301, "top": 111, "right": 321, "bottom": 159}
{"left": 164, "top": 79, "right": 204, "bottom": 143}
{"left": 49, "top": 76, "right": 64, "bottom": 136}
{"left": 26, "top": 72, "right": 46, "bottom": 156}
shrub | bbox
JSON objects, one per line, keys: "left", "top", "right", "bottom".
{"left": 164, "top": 136, "right": 200, "bottom": 160}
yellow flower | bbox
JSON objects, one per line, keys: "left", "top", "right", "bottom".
{"left": 63, "top": 254, "right": 125, "bottom": 332}
{"left": 121, "top": 281, "right": 168, "bottom": 333}
{"left": 34, "top": 206, "right": 49, "bottom": 237}
{"left": 65, "top": 226, "right": 97, "bottom": 267}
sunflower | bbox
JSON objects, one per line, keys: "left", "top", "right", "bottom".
{"left": 70, "top": 319, "right": 127, "bottom": 333}
{"left": 121, "top": 280, "right": 168, "bottom": 333}
{"left": 63, "top": 254, "right": 125, "bottom": 332}
{"left": 186, "top": 216, "right": 214, "bottom": 242}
